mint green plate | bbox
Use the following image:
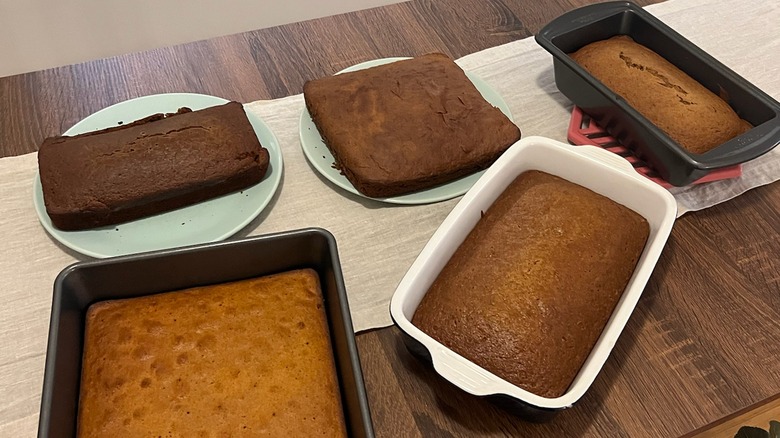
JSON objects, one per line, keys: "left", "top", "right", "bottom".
{"left": 299, "top": 57, "right": 514, "bottom": 205}
{"left": 33, "top": 93, "right": 283, "bottom": 258}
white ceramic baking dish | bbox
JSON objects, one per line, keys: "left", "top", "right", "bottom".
{"left": 390, "top": 135, "right": 676, "bottom": 418}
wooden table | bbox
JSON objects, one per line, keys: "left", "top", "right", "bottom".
{"left": 1, "top": 0, "right": 778, "bottom": 436}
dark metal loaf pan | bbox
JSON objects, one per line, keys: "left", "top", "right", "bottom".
{"left": 535, "top": 1, "right": 780, "bottom": 186}
{"left": 37, "top": 228, "right": 374, "bottom": 438}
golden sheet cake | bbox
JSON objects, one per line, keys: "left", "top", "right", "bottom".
{"left": 77, "top": 269, "right": 347, "bottom": 437}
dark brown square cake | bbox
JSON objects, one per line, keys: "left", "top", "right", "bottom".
{"left": 303, "top": 53, "right": 521, "bottom": 198}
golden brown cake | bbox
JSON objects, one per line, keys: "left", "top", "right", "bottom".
{"left": 570, "top": 36, "right": 751, "bottom": 154}
{"left": 412, "top": 171, "right": 649, "bottom": 398}
{"left": 38, "top": 101, "right": 269, "bottom": 231}
{"left": 77, "top": 269, "right": 347, "bottom": 437}
{"left": 303, "top": 53, "right": 521, "bottom": 197}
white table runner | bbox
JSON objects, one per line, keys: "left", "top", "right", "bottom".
{"left": 1, "top": 0, "right": 778, "bottom": 434}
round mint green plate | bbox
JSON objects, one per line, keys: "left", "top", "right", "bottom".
{"left": 33, "top": 93, "right": 283, "bottom": 258}
{"left": 299, "top": 57, "right": 515, "bottom": 205}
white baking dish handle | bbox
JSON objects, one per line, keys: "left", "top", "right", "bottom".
{"left": 430, "top": 346, "right": 506, "bottom": 396}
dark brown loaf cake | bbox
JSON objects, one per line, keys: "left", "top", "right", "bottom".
{"left": 412, "top": 170, "right": 649, "bottom": 398}
{"left": 77, "top": 269, "right": 347, "bottom": 437}
{"left": 38, "top": 101, "right": 269, "bottom": 230}
{"left": 570, "top": 36, "right": 751, "bottom": 154}
{"left": 303, "top": 53, "right": 521, "bottom": 197}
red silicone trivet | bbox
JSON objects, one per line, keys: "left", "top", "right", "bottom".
{"left": 567, "top": 106, "right": 742, "bottom": 188}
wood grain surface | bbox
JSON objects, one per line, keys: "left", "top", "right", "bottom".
{"left": 684, "top": 393, "right": 780, "bottom": 438}
{"left": 2, "top": 0, "right": 779, "bottom": 437}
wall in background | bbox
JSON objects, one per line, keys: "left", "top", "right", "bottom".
{"left": 0, "top": 0, "right": 404, "bottom": 77}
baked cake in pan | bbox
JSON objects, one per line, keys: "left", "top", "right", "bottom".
{"left": 77, "top": 269, "right": 347, "bottom": 437}
{"left": 413, "top": 170, "right": 649, "bottom": 398}
{"left": 570, "top": 36, "right": 751, "bottom": 154}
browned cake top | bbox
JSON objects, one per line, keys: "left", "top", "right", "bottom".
{"left": 77, "top": 269, "right": 347, "bottom": 437}
{"left": 412, "top": 171, "right": 649, "bottom": 398}
{"left": 303, "top": 53, "right": 521, "bottom": 197}
{"left": 570, "top": 36, "right": 750, "bottom": 154}
{"left": 38, "top": 101, "right": 267, "bottom": 217}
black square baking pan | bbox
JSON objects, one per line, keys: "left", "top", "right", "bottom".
{"left": 535, "top": 1, "right": 780, "bottom": 186}
{"left": 37, "top": 228, "right": 374, "bottom": 437}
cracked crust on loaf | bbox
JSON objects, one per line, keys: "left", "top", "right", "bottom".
{"left": 570, "top": 36, "right": 750, "bottom": 154}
